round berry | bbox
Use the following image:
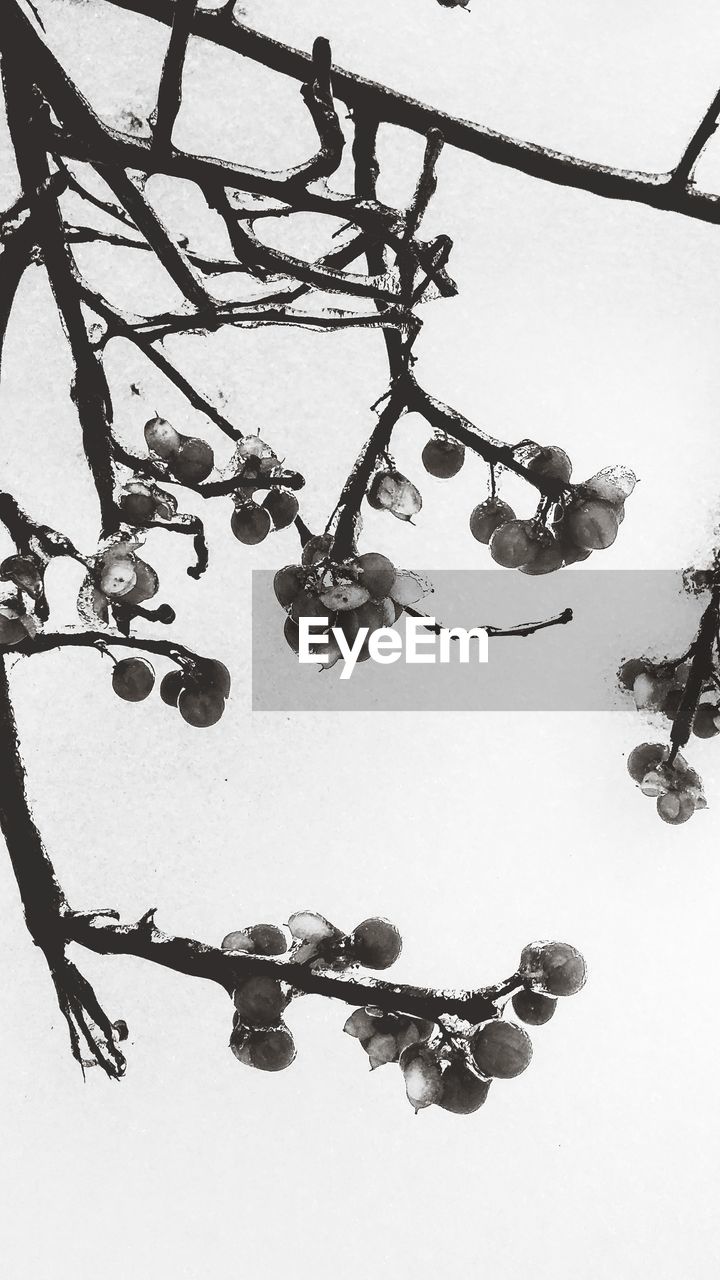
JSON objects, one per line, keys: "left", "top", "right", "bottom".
{"left": 233, "top": 976, "right": 285, "bottom": 1025}
{"left": 350, "top": 918, "right": 402, "bottom": 970}
{"left": 144, "top": 416, "right": 180, "bottom": 459}
{"left": 354, "top": 552, "right": 396, "bottom": 599}
{"left": 511, "top": 988, "right": 557, "bottom": 1025}
{"left": 178, "top": 685, "right": 225, "bottom": 728}
{"left": 520, "top": 942, "right": 586, "bottom": 997}
{"left": 471, "top": 1020, "right": 532, "bottom": 1079}
{"left": 422, "top": 437, "right": 465, "bottom": 478}
{"left": 111, "top": 656, "right": 155, "bottom": 702}
{"left": 565, "top": 499, "right": 619, "bottom": 551}
{"left": 489, "top": 519, "right": 536, "bottom": 568}
{"left": 437, "top": 1062, "right": 492, "bottom": 1114}
{"left": 693, "top": 702, "right": 720, "bottom": 739}
{"left": 168, "top": 436, "right": 214, "bottom": 483}
{"left": 262, "top": 489, "right": 299, "bottom": 530}
{"left": 274, "top": 565, "right": 306, "bottom": 609}
{"left": 527, "top": 445, "right": 572, "bottom": 485}
{"left": 231, "top": 502, "right": 272, "bottom": 545}
{"left": 469, "top": 497, "right": 516, "bottom": 545}
{"left": 160, "top": 668, "right": 184, "bottom": 707}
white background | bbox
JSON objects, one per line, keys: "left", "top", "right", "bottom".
{"left": 2, "top": 1, "right": 720, "bottom": 1277}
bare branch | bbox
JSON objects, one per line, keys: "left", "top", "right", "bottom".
{"left": 674, "top": 85, "right": 720, "bottom": 187}
{"left": 405, "top": 605, "right": 574, "bottom": 640}
{"left": 101, "top": 0, "right": 720, "bottom": 228}
{"left": 152, "top": 0, "right": 198, "bottom": 156}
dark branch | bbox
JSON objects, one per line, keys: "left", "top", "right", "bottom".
{"left": 102, "top": 0, "right": 720, "bottom": 228}
{"left": 152, "top": 0, "right": 198, "bottom": 156}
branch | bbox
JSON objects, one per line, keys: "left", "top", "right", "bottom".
{"left": 94, "top": 163, "right": 213, "bottom": 309}
{"left": 674, "top": 85, "right": 720, "bottom": 187}
{"left": 14, "top": 628, "right": 207, "bottom": 667}
{"left": 151, "top": 0, "right": 198, "bottom": 156}
{"left": 63, "top": 911, "right": 516, "bottom": 1024}
{"left": 2, "top": 68, "right": 119, "bottom": 533}
{"left": 102, "top": 0, "right": 720, "bottom": 228}
{"left": 405, "top": 604, "right": 574, "bottom": 639}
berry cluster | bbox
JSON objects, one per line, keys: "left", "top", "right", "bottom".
{"left": 468, "top": 449, "right": 635, "bottom": 574}
{"left": 109, "top": 654, "right": 231, "bottom": 727}
{"left": 0, "top": 552, "right": 45, "bottom": 642}
{"left": 142, "top": 419, "right": 300, "bottom": 548}
{"left": 626, "top": 743, "right": 706, "bottom": 825}
{"left": 345, "top": 939, "right": 586, "bottom": 1113}
{"left": 275, "top": 544, "right": 429, "bottom": 665}
{"left": 220, "top": 913, "right": 586, "bottom": 1112}
{"left": 223, "top": 912, "right": 404, "bottom": 1073}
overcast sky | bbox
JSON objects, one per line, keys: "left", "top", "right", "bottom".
{"left": 2, "top": 2, "right": 720, "bottom": 1278}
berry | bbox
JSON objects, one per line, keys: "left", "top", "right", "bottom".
{"left": 0, "top": 607, "right": 29, "bottom": 645}
{"left": 233, "top": 976, "right": 285, "bottom": 1025}
{"left": 350, "top": 918, "right": 402, "bottom": 969}
{"left": 178, "top": 685, "right": 225, "bottom": 727}
{"left": 633, "top": 672, "right": 672, "bottom": 714}
{"left": 527, "top": 445, "right": 572, "bottom": 485}
{"left": 274, "top": 565, "right": 306, "bottom": 608}
{"left": 662, "top": 687, "right": 684, "bottom": 721}
{"left": 618, "top": 658, "right": 651, "bottom": 691}
{"left": 367, "top": 1031, "right": 399, "bottom": 1069}
{"left": 471, "top": 1020, "right": 532, "bottom": 1079}
{"left": 231, "top": 502, "right": 272, "bottom": 545}
{"left": 121, "top": 558, "right": 159, "bottom": 606}
{"left": 565, "top": 499, "right": 619, "bottom": 551}
{"left": 489, "top": 519, "right": 536, "bottom": 568}
{"left": 354, "top": 552, "right": 396, "bottom": 599}
{"left": 343, "top": 1008, "right": 380, "bottom": 1043}
{"left": 191, "top": 658, "right": 231, "bottom": 698}
{"left": 520, "top": 942, "right": 586, "bottom": 997}
{"left": 388, "top": 571, "right": 426, "bottom": 606}
{"left": 301, "top": 533, "right": 332, "bottom": 567}
{"left": 262, "top": 489, "right": 299, "bottom": 530}
{"left": 98, "top": 552, "right": 137, "bottom": 598}
{"left": 627, "top": 742, "right": 667, "bottom": 783}
{"left": 237, "top": 435, "right": 274, "bottom": 461}
{"left": 693, "top": 702, "right": 720, "bottom": 739}
{"left": 231, "top": 1024, "right": 296, "bottom": 1071}
{"left": 469, "top": 498, "right": 516, "bottom": 545}
{"left": 290, "top": 590, "right": 328, "bottom": 625}
{"left": 518, "top": 533, "right": 564, "bottom": 576}
{"left": 422, "top": 436, "right": 465, "bottom": 478}
{"left": 144, "top": 416, "right": 180, "bottom": 458}
{"left": 399, "top": 1044, "right": 443, "bottom": 1111}
{"left": 160, "top": 668, "right": 184, "bottom": 707}
{"left": 221, "top": 929, "right": 254, "bottom": 951}
{"left": 247, "top": 924, "right": 287, "bottom": 956}
{"left": 511, "top": 988, "right": 557, "bottom": 1025}
{"left": 168, "top": 436, "right": 214, "bottom": 483}
{"left": 585, "top": 466, "right": 636, "bottom": 504}
{"left": 368, "top": 471, "right": 422, "bottom": 521}
{"left": 287, "top": 911, "right": 340, "bottom": 945}
{"left": 437, "top": 1063, "right": 491, "bottom": 1114}
{"left": 0, "top": 553, "right": 43, "bottom": 596}
{"left": 284, "top": 617, "right": 301, "bottom": 654}
{"left": 319, "top": 580, "right": 371, "bottom": 611}
{"left": 111, "top": 656, "right": 155, "bottom": 702}
{"left": 657, "top": 790, "right": 696, "bottom": 824}
{"left": 120, "top": 484, "right": 157, "bottom": 523}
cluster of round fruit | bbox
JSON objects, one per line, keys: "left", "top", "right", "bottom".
{"left": 144, "top": 415, "right": 215, "bottom": 484}
{"left": 119, "top": 480, "right": 177, "bottom": 526}
{"left": 626, "top": 742, "right": 707, "bottom": 824}
{"left": 619, "top": 654, "right": 720, "bottom": 738}
{"left": 221, "top": 913, "right": 403, "bottom": 1073}
{"left": 110, "top": 653, "right": 231, "bottom": 727}
{"left": 143, "top": 418, "right": 300, "bottom": 546}
{"left": 275, "top": 541, "right": 427, "bottom": 664}
{"left": 469, "top": 449, "right": 635, "bottom": 574}
{"left": 229, "top": 436, "right": 300, "bottom": 546}
{"left": 345, "top": 941, "right": 586, "bottom": 1113}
